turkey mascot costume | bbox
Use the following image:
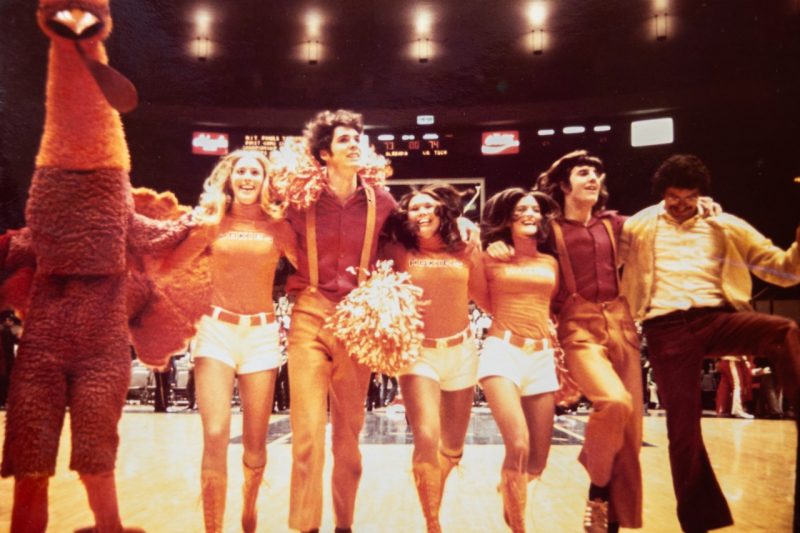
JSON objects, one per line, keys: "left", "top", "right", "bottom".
{"left": 0, "top": 1, "right": 195, "bottom": 531}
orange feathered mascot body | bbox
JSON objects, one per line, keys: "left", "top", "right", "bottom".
{"left": 1, "top": 2, "right": 191, "bottom": 531}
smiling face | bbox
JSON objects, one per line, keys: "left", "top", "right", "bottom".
{"left": 407, "top": 193, "right": 442, "bottom": 240}
{"left": 510, "top": 194, "right": 542, "bottom": 240}
{"left": 229, "top": 154, "right": 266, "bottom": 206}
{"left": 320, "top": 126, "right": 361, "bottom": 176}
{"left": 562, "top": 164, "right": 604, "bottom": 208}
{"left": 663, "top": 186, "right": 700, "bottom": 223}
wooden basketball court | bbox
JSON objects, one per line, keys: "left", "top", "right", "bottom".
{"left": 0, "top": 407, "right": 795, "bottom": 532}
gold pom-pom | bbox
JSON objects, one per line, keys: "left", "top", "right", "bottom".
{"left": 325, "top": 260, "right": 424, "bottom": 375}
{"left": 357, "top": 146, "right": 393, "bottom": 187}
{"left": 268, "top": 137, "right": 326, "bottom": 211}
{"left": 269, "top": 137, "right": 393, "bottom": 211}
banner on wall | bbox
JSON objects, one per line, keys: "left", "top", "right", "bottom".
{"left": 481, "top": 131, "right": 520, "bottom": 155}
{"left": 192, "top": 132, "right": 230, "bottom": 155}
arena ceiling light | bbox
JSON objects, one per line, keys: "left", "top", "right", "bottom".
{"left": 653, "top": 0, "right": 669, "bottom": 41}
{"left": 305, "top": 10, "right": 322, "bottom": 64}
{"left": 415, "top": 8, "right": 433, "bottom": 63}
{"left": 192, "top": 9, "right": 213, "bottom": 61}
{"left": 527, "top": 1, "right": 547, "bottom": 55}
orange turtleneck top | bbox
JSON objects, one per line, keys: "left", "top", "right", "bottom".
{"left": 383, "top": 236, "right": 489, "bottom": 339}
{"left": 483, "top": 240, "right": 558, "bottom": 341}
{"left": 173, "top": 203, "right": 295, "bottom": 315}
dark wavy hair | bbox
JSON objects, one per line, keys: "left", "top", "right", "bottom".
{"left": 652, "top": 154, "right": 712, "bottom": 197}
{"left": 481, "top": 188, "right": 559, "bottom": 249}
{"left": 389, "top": 184, "right": 466, "bottom": 253}
{"left": 534, "top": 150, "right": 608, "bottom": 213}
{"left": 303, "top": 109, "right": 364, "bottom": 165}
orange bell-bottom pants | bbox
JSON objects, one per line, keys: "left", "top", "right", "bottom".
{"left": 557, "top": 296, "right": 643, "bottom": 529}
{"left": 287, "top": 289, "right": 372, "bottom": 531}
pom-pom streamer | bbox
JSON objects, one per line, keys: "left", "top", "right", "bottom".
{"left": 326, "top": 260, "right": 424, "bottom": 375}
{"left": 269, "top": 137, "right": 393, "bottom": 211}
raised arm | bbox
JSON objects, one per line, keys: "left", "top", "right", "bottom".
{"left": 128, "top": 211, "right": 196, "bottom": 255}
{"left": 732, "top": 217, "right": 800, "bottom": 287}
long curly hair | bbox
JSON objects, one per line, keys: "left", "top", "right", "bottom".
{"left": 534, "top": 150, "right": 608, "bottom": 213}
{"left": 197, "top": 149, "right": 280, "bottom": 222}
{"left": 389, "top": 184, "right": 467, "bottom": 253}
{"left": 481, "top": 188, "right": 559, "bottom": 249}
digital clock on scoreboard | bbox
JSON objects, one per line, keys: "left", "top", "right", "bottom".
{"left": 375, "top": 134, "right": 449, "bottom": 158}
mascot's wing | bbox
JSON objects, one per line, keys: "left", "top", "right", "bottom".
{"left": 0, "top": 229, "right": 36, "bottom": 318}
{"left": 127, "top": 187, "right": 212, "bottom": 368}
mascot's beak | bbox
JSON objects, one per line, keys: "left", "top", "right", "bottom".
{"left": 49, "top": 8, "right": 103, "bottom": 39}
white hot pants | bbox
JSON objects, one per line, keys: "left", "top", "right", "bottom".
{"left": 478, "top": 335, "right": 559, "bottom": 397}
{"left": 194, "top": 314, "right": 281, "bottom": 374}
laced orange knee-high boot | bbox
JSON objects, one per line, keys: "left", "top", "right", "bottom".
{"left": 412, "top": 462, "right": 443, "bottom": 533}
{"left": 201, "top": 470, "right": 226, "bottom": 533}
{"left": 499, "top": 469, "right": 527, "bottom": 533}
{"left": 437, "top": 448, "right": 462, "bottom": 502}
{"left": 241, "top": 461, "right": 265, "bottom": 533}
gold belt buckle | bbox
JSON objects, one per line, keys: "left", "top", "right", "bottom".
{"left": 523, "top": 338, "right": 536, "bottom": 352}
{"left": 436, "top": 338, "right": 448, "bottom": 349}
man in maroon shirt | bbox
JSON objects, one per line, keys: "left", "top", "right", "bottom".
{"left": 490, "top": 150, "right": 642, "bottom": 533}
{"left": 284, "top": 110, "right": 396, "bottom": 533}
{"left": 537, "top": 151, "right": 642, "bottom": 533}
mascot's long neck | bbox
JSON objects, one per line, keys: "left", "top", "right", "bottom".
{"left": 35, "top": 40, "right": 130, "bottom": 172}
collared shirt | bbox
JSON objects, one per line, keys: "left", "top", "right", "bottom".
{"left": 285, "top": 184, "right": 396, "bottom": 303}
{"left": 544, "top": 211, "right": 626, "bottom": 314}
{"left": 620, "top": 202, "right": 800, "bottom": 320}
{"left": 646, "top": 207, "right": 725, "bottom": 319}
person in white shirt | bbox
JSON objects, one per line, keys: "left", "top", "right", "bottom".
{"left": 620, "top": 153, "right": 800, "bottom": 533}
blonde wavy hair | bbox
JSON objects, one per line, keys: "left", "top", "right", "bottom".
{"left": 197, "top": 149, "right": 282, "bottom": 223}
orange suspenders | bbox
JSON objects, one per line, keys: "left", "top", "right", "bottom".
{"left": 305, "top": 185, "right": 377, "bottom": 289}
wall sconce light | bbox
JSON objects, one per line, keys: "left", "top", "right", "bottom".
{"left": 193, "top": 35, "right": 211, "bottom": 61}
{"left": 306, "top": 39, "right": 320, "bottom": 65}
{"left": 527, "top": 2, "right": 547, "bottom": 55}
{"left": 414, "top": 9, "right": 433, "bottom": 63}
{"left": 530, "top": 28, "right": 544, "bottom": 55}
{"left": 417, "top": 37, "right": 431, "bottom": 63}
{"left": 654, "top": 12, "right": 668, "bottom": 41}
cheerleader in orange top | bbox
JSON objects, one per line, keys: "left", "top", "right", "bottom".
{"left": 188, "top": 149, "right": 298, "bottom": 533}
{"left": 478, "top": 188, "right": 560, "bottom": 532}
{"left": 383, "top": 184, "right": 490, "bottom": 533}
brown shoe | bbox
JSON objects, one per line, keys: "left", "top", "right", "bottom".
{"left": 583, "top": 498, "right": 608, "bottom": 533}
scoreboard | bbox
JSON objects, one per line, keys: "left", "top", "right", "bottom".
{"left": 374, "top": 135, "right": 450, "bottom": 158}
{"left": 242, "top": 134, "right": 301, "bottom": 155}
